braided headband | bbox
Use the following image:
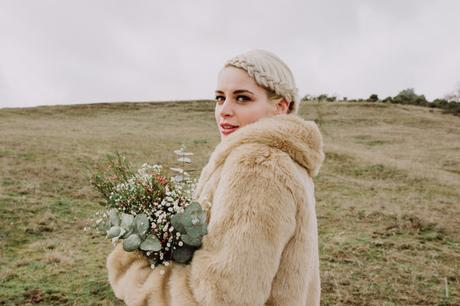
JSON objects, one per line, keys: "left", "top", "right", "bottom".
{"left": 224, "top": 57, "right": 299, "bottom": 104}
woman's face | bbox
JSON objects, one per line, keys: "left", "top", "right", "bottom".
{"left": 214, "top": 66, "right": 285, "bottom": 140}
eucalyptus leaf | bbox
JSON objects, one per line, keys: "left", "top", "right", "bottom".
{"left": 120, "top": 213, "right": 134, "bottom": 231}
{"left": 177, "top": 157, "right": 192, "bottom": 163}
{"left": 185, "top": 224, "right": 206, "bottom": 238}
{"left": 106, "top": 226, "right": 122, "bottom": 239}
{"left": 123, "top": 233, "right": 141, "bottom": 252}
{"left": 134, "top": 214, "right": 150, "bottom": 239}
{"left": 181, "top": 233, "right": 202, "bottom": 247}
{"left": 174, "top": 149, "right": 194, "bottom": 156}
{"left": 108, "top": 209, "right": 120, "bottom": 226}
{"left": 140, "top": 235, "right": 162, "bottom": 251}
{"left": 120, "top": 227, "right": 133, "bottom": 239}
{"left": 185, "top": 202, "right": 202, "bottom": 214}
{"left": 181, "top": 203, "right": 203, "bottom": 228}
{"left": 172, "top": 245, "right": 195, "bottom": 263}
{"left": 170, "top": 213, "right": 187, "bottom": 234}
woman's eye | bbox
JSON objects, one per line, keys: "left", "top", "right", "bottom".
{"left": 215, "top": 96, "right": 225, "bottom": 103}
{"left": 236, "top": 95, "right": 250, "bottom": 102}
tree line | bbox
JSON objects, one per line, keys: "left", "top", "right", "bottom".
{"left": 302, "top": 87, "right": 460, "bottom": 116}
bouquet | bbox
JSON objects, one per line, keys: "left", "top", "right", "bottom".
{"left": 89, "top": 146, "right": 208, "bottom": 269}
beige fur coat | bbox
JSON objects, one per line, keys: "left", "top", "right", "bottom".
{"left": 106, "top": 114, "right": 325, "bottom": 306}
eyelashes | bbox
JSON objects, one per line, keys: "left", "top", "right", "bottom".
{"left": 215, "top": 95, "right": 251, "bottom": 103}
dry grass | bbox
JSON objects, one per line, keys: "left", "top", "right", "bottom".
{"left": 0, "top": 100, "right": 458, "bottom": 305}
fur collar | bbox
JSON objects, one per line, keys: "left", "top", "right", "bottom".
{"left": 198, "top": 115, "right": 324, "bottom": 190}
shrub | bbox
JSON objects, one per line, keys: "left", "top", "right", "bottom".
{"left": 368, "top": 94, "right": 379, "bottom": 102}
{"left": 382, "top": 96, "right": 393, "bottom": 103}
{"left": 393, "top": 88, "right": 427, "bottom": 106}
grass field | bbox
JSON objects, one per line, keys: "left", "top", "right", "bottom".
{"left": 0, "top": 100, "right": 459, "bottom": 305}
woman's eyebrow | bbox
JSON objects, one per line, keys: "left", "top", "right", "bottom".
{"left": 234, "top": 90, "right": 254, "bottom": 95}
{"left": 215, "top": 89, "right": 255, "bottom": 95}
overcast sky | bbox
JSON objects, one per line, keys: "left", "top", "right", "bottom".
{"left": 1, "top": 0, "right": 459, "bottom": 108}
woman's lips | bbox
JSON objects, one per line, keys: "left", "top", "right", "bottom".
{"left": 220, "top": 123, "right": 239, "bottom": 135}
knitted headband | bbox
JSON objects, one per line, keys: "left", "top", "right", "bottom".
{"left": 224, "top": 49, "right": 300, "bottom": 114}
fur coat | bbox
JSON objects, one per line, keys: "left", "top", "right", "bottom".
{"left": 106, "top": 114, "right": 325, "bottom": 306}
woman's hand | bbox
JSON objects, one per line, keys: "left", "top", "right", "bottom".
{"left": 106, "top": 243, "right": 173, "bottom": 305}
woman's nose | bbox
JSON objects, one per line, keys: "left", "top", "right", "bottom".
{"left": 219, "top": 100, "right": 234, "bottom": 118}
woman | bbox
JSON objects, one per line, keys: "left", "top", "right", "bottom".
{"left": 106, "top": 49, "right": 325, "bottom": 306}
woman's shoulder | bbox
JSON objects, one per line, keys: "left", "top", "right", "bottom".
{"left": 223, "top": 142, "right": 300, "bottom": 181}
{"left": 214, "top": 114, "right": 324, "bottom": 178}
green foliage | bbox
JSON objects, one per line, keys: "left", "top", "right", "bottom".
{"left": 134, "top": 214, "right": 150, "bottom": 239}
{"left": 301, "top": 88, "right": 460, "bottom": 116}
{"left": 392, "top": 88, "right": 427, "bottom": 106}
{"left": 123, "top": 234, "right": 141, "bottom": 251}
{"left": 171, "top": 244, "right": 196, "bottom": 264}
{"left": 89, "top": 152, "right": 135, "bottom": 203}
{"left": 108, "top": 209, "right": 120, "bottom": 226}
{"left": 382, "top": 96, "right": 393, "bottom": 103}
{"left": 140, "top": 235, "right": 162, "bottom": 251}
{"left": 368, "top": 94, "right": 379, "bottom": 102}
{"left": 106, "top": 226, "right": 121, "bottom": 239}
{"left": 105, "top": 210, "right": 159, "bottom": 253}
{"left": 170, "top": 202, "right": 207, "bottom": 248}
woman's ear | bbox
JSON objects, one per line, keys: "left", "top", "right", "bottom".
{"left": 275, "top": 97, "right": 290, "bottom": 114}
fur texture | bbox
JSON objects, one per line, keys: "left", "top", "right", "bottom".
{"left": 106, "top": 114, "right": 325, "bottom": 306}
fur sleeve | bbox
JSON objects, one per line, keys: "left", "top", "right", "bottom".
{"left": 106, "top": 144, "right": 298, "bottom": 306}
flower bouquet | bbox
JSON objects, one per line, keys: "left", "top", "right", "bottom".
{"left": 89, "top": 147, "right": 208, "bottom": 268}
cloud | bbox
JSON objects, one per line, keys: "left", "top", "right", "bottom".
{"left": 0, "top": 0, "right": 459, "bottom": 107}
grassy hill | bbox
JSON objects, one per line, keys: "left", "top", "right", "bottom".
{"left": 0, "top": 100, "right": 459, "bottom": 305}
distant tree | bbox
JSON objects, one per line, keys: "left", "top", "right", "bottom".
{"left": 301, "top": 94, "right": 313, "bottom": 101}
{"left": 443, "top": 83, "right": 460, "bottom": 102}
{"left": 430, "top": 99, "right": 446, "bottom": 108}
{"left": 393, "top": 88, "right": 427, "bottom": 105}
{"left": 343, "top": 97, "right": 348, "bottom": 101}
{"left": 382, "top": 96, "right": 393, "bottom": 103}
{"left": 368, "top": 94, "right": 379, "bottom": 102}
{"left": 326, "top": 96, "right": 336, "bottom": 102}
{"left": 317, "top": 94, "right": 328, "bottom": 102}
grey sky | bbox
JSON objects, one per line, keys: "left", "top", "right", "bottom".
{"left": 1, "top": 0, "right": 459, "bottom": 108}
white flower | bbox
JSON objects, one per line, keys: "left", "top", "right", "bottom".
{"left": 178, "top": 241, "right": 183, "bottom": 246}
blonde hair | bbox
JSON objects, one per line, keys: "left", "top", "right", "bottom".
{"left": 224, "top": 49, "right": 300, "bottom": 114}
